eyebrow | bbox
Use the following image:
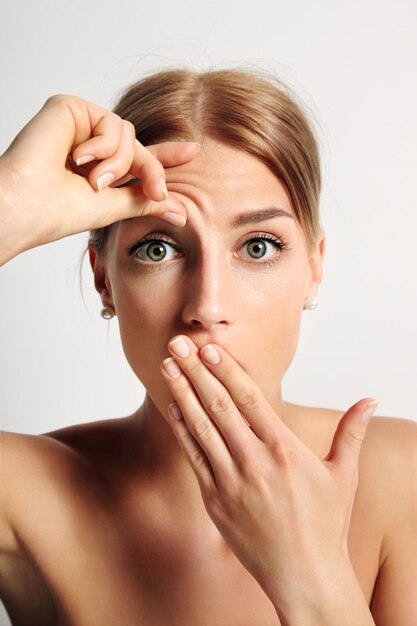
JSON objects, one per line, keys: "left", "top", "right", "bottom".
{"left": 230, "top": 207, "right": 294, "bottom": 229}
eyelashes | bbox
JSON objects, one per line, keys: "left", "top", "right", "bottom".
{"left": 127, "top": 231, "right": 291, "bottom": 269}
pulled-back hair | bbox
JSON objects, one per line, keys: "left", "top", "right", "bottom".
{"left": 88, "top": 66, "right": 322, "bottom": 256}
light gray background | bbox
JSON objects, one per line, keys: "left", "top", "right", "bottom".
{"left": 0, "top": 0, "right": 416, "bottom": 621}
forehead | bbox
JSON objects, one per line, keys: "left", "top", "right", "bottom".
{"left": 163, "top": 139, "right": 292, "bottom": 209}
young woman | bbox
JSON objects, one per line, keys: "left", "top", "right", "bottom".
{"left": 0, "top": 67, "right": 416, "bottom": 626}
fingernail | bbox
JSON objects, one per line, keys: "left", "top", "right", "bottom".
{"left": 162, "top": 357, "right": 182, "bottom": 379}
{"left": 159, "top": 178, "right": 168, "bottom": 199}
{"left": 97, "top": 172, "right": 115, "bottom": 191}
{"left": 169, "top": 403, "right": 183, "bottom": 421}
{"left": 162, "top": 212, "right": 187, "bottom": 227}
{"left": 76, "top": 154, "right": 95, "bottom": 166}
{"left": 362, "top": 399, "right": 379, "bottom": 422}
{"left": 201, "top": 344, "right": 220, "bottom": 365}
{"left": 169, "top": 337, "right": 190, "bottom": 358}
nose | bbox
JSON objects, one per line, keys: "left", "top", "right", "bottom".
{"left": 181, "top": 253, "right": 237, "bottom": 330}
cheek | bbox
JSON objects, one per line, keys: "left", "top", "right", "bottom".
{"left": 111, "top": 277, "right": 175, "bottom": 383}
{"left": 113, "top": 271, "right": 175, "bottom": 328}
{"left": 252, "top": 290, "right": 303, "bottom": 370}
{"left": 245, "top": 266, "right": 307, "bottom": 387}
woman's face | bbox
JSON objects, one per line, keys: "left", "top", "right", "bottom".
{"left": 91, "top": 139, "right": 325, "bottom": 416}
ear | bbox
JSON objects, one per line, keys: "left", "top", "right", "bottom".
{"left": 88, "top": 247, "right": 115, "bottom": 311}
{"left": 305, "top": 229, "right": 326, "bottom": 298}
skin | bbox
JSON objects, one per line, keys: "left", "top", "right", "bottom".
{"left": 2, "top": 96, "right": 416, "bottom": 625}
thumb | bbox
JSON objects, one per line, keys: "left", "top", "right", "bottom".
{"left": 324, "top": 398, "right": 379, "bottom": 472}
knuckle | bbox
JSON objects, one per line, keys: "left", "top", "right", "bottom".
{"left": 177, "top": 429, "right": 207, "bottom": 470}
{"left": 344, "top": 430, "right": 365, "bottom": 448}
{"left": 189, "top": 447, "right": 208, "bottom": 470}
{"left": 45, "top": 93, "right": 68, "bottom": 107}
{"left": 192, "top": 418, "right": 215, "bottom": 441}
{"left": 44, "top": 94, "right": 79, "bottom": 112}
{"left": 270, "top": 437, "right": 296, "bottom": 467}
{"left": 108, "top": 110, "right": 123, "bottom": 125}
{"left": 206, "top": 394, "right": 233, "bottom": 417}
{"left": 237, "top": 388, "right": 260, "bottom": 411}
{"left": 177, "top": 424, "right": 194, "bottom": 445}
{"left": 180, "top": 435, "right": 206, "bottom": 468}
{"left": 123, "top": 119, "right": 136, "bottom": 138}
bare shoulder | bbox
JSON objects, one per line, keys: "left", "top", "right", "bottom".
{"left": 358, "top": 415, "right": 417, "bottom": 623}
{"left": 362, "top": 412, "right": 417, "bottom": 448}
{"left": 0, "top": 429, "right": 87, "bottom": 552}
{"left": 0, "top": 428, "right": 82, "bottom": 479}
{"left": 0, "top": 420, "right": 129, "bottom": 540}
{"left": 0, "top": 418, "right": 137, "bottom": 532}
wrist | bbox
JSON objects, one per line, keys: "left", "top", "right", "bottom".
{"left": 0, "top": 156, "right": 40, "bottom": 264}
{"left": 269, "top": 557, "right": 374, "bottom": 626}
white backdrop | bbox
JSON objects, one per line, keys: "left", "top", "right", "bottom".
{"left": 0, "top": 0, "right": 416, "bottom": 623}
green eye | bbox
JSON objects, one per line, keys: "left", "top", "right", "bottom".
{"left": 129, "top": 238, "right": 178, "bottom": 263}
{"left": 143, "top": 241, "right": 168, "bottom": 262}
{"left": 246, "top": 239, "right": 267, "bottom": 259}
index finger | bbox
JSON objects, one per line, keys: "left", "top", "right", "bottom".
{"left": 128, "top": 140, "right": 201, "bottom": 201}
{"left": 199, "top": 343, "right": 292, "bottom": 445}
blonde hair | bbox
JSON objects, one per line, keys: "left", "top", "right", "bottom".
{"left": 88, "top": 66, "right": 322, "bottom": 255}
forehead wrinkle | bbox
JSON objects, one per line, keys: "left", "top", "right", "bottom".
{"left": 164, "top": 142, "right": 289, "bottom": 209}
{"left": 122, "top": 140, "right": 294, "bottom": 235}
{"left": 166, "top": 186, "right": 294, "bottom": 237}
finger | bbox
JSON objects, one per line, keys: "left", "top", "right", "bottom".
{"left": 107, "top": 141, "right": 201, "bottom": 192}
{"left": 85, "top": 182, "right": 188, "bottom": 229}
{"left": 87, "top": 120, "right": 136, "bottom": 191}
{"left": 72, "top": 111, "right": 123, "bottom": 164}
{"left": 323, "top": 398, "right": 378, "bottom": 475}
{"left": 166, "top": 402, "right": 217, "bottom": 490}
{"left": 125, "top": 139, "right": 171, "bottom": 201}
{"left": 127, "top": 141, "right": 202, "bottom": 202}
{"left": 166, "top": 336, "right": 254, "bottom": 460}
{"left": 145, "top": 141, "right": 201, "bottom": 167}
{"left": 160, "top": 355, "right": 235, "bottom": 486}
{"left": 115, "top": 181, "right": 188, "bottom": 225}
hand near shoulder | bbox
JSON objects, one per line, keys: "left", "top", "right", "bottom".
{"left": 0, "top": 94, "right": 199, "bottom": 265}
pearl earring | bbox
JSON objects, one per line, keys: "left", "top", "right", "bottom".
{"left": 304, "top": 296, "right": 319, "bottom": 310}
{"left": 100, "top": 307, "right": 115, "bottom": 320}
